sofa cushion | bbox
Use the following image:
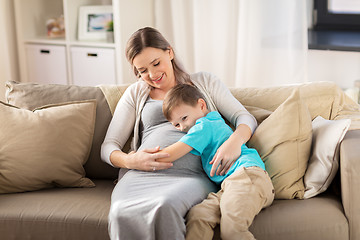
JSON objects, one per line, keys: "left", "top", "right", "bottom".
{"left": 248, "top": 89, "right": 312, "bottom": 199}
{"left": 249, "top": 193, "right": 349, "bottom": 240}
{"left": 304, "top": 116, "right": 351, "bottom": 199}
{"left": 0, "top": 181, "right": 347, "bottom": 240}
{"left": 213, "top": 193, "right": 348, "bottom": 240}
{"left": 0, "top": 180, "right": 113, "bottom": 240}
{"left": 5, "top": 81, "right": 118, "bottom": 180}
{"left": 0, "top": 100, "right": 96, "bottom": 193}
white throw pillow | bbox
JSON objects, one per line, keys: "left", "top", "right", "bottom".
{"left": 303, "top": 116, "right": 351, "bottom": 199}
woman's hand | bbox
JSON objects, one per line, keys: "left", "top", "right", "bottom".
{"left": 122, "top": 146, "right": 173, "bottom": 171}
{"left": 209, "top": 124, "right": 252, "bottom": 177}
{"left": 110, "top": 146, "right": 173, "bottom": 171}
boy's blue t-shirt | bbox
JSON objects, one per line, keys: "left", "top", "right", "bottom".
{"left": 179, "top": 111, "right": 265, "bottom": 185}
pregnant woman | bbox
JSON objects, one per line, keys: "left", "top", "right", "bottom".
{"left": 101, "top": 27, "right": 257, "bottom": 240}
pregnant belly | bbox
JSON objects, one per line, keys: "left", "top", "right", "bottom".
{"left": 139, "top": 123, "right": 203, "bottom": 174}
{"left": 139, "top": 123, "right": 185, "bottom": 150}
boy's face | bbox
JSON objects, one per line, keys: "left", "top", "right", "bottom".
{"left": 169, "top": 99, "right": 207, "bottom": 132}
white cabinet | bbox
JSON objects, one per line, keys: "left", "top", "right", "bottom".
{"left": 25, "top": 44, "right": 68, "bottom": 85}
{"left": 71, "top": 47, "right": 116, "bottom": 86}
{"left": 14, "top": 0, "right": 154, "bottom": 86}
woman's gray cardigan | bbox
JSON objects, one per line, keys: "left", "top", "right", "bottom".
{"left": 101, "top": 71, "right": 257, "bottom": 167}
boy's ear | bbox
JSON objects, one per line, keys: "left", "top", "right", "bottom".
{"left": 198, "top": 98, "right": 207, "bottom": 110}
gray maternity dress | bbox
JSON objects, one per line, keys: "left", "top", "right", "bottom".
{"left": 108, "top": 98, "right": 217, "bottom": 240}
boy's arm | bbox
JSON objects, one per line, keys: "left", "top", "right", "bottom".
{"left": 156, "top": 142, "right": 193, "bottom": 163}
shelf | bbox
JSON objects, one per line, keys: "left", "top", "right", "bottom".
{"left": 15, "top": 0, "right": 153, "bottom": 85}
{"left": 25, "top": 38, "right": 117, "bottom": 48}
{"left": 308, "top": 29, "right": 360, "bottom": 52}
{"left": 69, "top": 40, "right": 115, "bottom": 48}
{"left": 24, "top": 36, "right": 66, "bottom": 45}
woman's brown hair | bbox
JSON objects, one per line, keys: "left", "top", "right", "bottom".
{"left": 125, "top": 27, "right": 191, "bottom": 84}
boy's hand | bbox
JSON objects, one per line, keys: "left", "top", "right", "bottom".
{"left": 210, "top": 124, "right": 251, "bottom": 177}
{"left": 209, "top": 138, "right": 242, "bottom": 177}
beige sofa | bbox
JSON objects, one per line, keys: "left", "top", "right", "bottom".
{"left": 1, "top": 81, "right": 359, "bottom": 240}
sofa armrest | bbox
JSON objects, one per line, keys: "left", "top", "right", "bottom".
{"left": 340, "top": 130, "right": 360, "bottom": 240}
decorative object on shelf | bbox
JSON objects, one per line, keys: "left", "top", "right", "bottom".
{"left": 106, "top": 20, "right": 114, "bottom": 43}
{"left": 78, "top": 5, "right": 113, "bottom": 41}
{"left": 345, "top": 79, "right": 360, "bottom": 104}
{"left": 46, "top": 15, "right": 65, "bottom": 38}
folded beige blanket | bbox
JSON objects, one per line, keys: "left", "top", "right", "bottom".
{"left": 97, "top": 84, "right": 130, "bottom": 115}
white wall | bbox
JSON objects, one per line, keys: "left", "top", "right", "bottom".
{"left": 308, "top": 50, "right": 360, "bottom": 89}
{"left": 305, "top": 1, "right": 360, "bottom": 89}
{"left": 306, "top": 0, "right": 314, "bottom": 28}
{"left": 116, "top": 0, "right": 155, "bottom": 84}
{"left": 305, "top": 0, "right": 360, "bottom": 90}
{"left": 0, "top": 0, "right": 19, "bottom": 101}
{"left": 1, "top": 0, "right": 358, "bottom": 95}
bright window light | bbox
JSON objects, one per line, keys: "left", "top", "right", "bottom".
{"left": 328, "top": 0, "right": 360, "bottom": 14}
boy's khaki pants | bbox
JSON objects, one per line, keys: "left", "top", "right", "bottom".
{"left": 186, "top": 167, "right": 274, "bottom": 240}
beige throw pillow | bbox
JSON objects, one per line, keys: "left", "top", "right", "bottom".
{"left": 248, "top": 89, "right": 312, "bottom": 199}
{"left": 0, "top": 100, "right": 96, "bottom": 193}
{"left": 5, "top": 81, "right": 118, "bottom": 180}
{"left": 303, "top": 116, "right": 351, "bottom": 199}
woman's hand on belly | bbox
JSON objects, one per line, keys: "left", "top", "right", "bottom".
{"left": 126, "top": 146, "right": 173, "bottom": 171}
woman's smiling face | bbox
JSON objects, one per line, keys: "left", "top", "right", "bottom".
{"left": 133, "top": 47, "right": 176, "bottom": 91}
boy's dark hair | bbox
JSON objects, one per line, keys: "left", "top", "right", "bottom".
{"left": 163, "top": 84, "right": 205, "bottom": 121}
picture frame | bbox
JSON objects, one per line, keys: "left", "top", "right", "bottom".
{"left": 78, "top": 5, "right": 113, "bottom": 41}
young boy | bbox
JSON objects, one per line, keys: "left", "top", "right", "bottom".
{"left": 159, "top": 84, "right": 274, "bottom": 240}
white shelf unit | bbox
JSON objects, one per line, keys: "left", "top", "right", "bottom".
{"left": 71, "top": 46, "right": 116, "bottom": 86}
{"left": 14, "top": 0, "right": 154, "bottom": 86}
{"left": 25, "top": 44, "right": 68, "bottom": 85}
